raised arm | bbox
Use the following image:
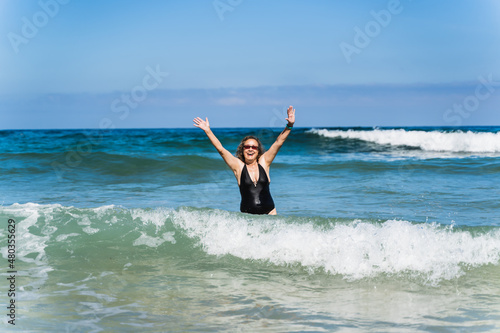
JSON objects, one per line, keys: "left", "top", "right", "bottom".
{"left": 261, "top": 106, "right": 296, "bottom": 166}
{"left": 193, "top": 117, "right": 242, "bottom": 174}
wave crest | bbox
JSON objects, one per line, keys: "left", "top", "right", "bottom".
{"left": 173, "top": 208, "right": 500, "bottom": 285}
{"left": 2, "top": 204, "right": 500, "bottom": 286}
{"left": 309, "top": 128, "right": 500, "bottom": 153}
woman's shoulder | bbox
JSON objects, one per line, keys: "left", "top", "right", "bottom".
{"left": 258, "top": 156, "right": 271, "bottom": 170}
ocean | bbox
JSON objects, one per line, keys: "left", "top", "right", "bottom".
{"left": 1, "top": 126, "right": 500, "bottom": 332}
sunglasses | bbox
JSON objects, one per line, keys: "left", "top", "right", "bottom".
{"left": 243, "top": 145, "right": 259, "bottom": 150}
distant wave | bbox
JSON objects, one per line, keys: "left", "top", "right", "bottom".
{"left": 3, "top": 203, "right": 500, "bottom": 286}
{"left": 0, "top": 152, "right": 224, "bottom": 179}
{"left": 309, "top": 129, "right": 500, "bottom": 153}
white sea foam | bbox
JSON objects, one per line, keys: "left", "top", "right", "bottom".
{"left": 0, "top": 203, "right": 58, "bottom": 300}
{"left": 3, "top": 204, "right": 500, "bottom": 286}
{"left": 133, "top": 231, "right": 176, "bottom": 247}
{"left": 131, "top": 207, "right": 171, "bottom": 233}
{"left": 310, "top": 128, "right": 500, "bottom": 153}
{"left": 173, "top": 209, "right": 500, "bottom": 285}
{"left": 1, "top": 203, "right": 52, "bottom": 264}
{"left": 56, "top": 233, "right": 81, "bottom": 242}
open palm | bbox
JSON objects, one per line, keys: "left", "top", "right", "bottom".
{"left": 286, "top": 106, "right": 295, "bottom": 125}
{"left": 193, "top": 117, "right": 210, "bottom": 131}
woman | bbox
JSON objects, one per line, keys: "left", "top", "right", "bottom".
{"left": 193, "top": 106, "right": 296, "bottom": 215}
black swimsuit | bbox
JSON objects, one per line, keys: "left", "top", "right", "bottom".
{"left": 239, "top": 164, "right": 275, "bottom": 214}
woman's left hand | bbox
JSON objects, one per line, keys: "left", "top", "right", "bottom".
{"left": 286, "top": 105, "right": 295, "bottom": 125}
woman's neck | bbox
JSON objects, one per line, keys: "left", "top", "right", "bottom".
{"left": 245, "top": 160, "right": 258, "bottom": 167}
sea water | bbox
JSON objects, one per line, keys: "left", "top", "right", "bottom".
{"left": 1, "top": 127, "right": 500, "bottom": 332}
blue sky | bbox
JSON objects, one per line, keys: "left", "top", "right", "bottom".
{"left": 1, "top": 0, "right": 499, "bottom": 129}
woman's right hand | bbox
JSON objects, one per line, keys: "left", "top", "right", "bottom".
{"left": 193, "top": 117, "right": 210, "bottom": 131}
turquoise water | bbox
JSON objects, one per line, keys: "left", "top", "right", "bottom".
{"left": 1, "top": 127, "right": 500, "bottom": 331}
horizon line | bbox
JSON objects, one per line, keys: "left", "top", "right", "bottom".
{"left": 2, "top": 125, "right": 500, "bottom": 131}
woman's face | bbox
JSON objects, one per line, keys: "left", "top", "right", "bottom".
{"left": 243, "top": 139, "right": 259, "bottom": 163}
